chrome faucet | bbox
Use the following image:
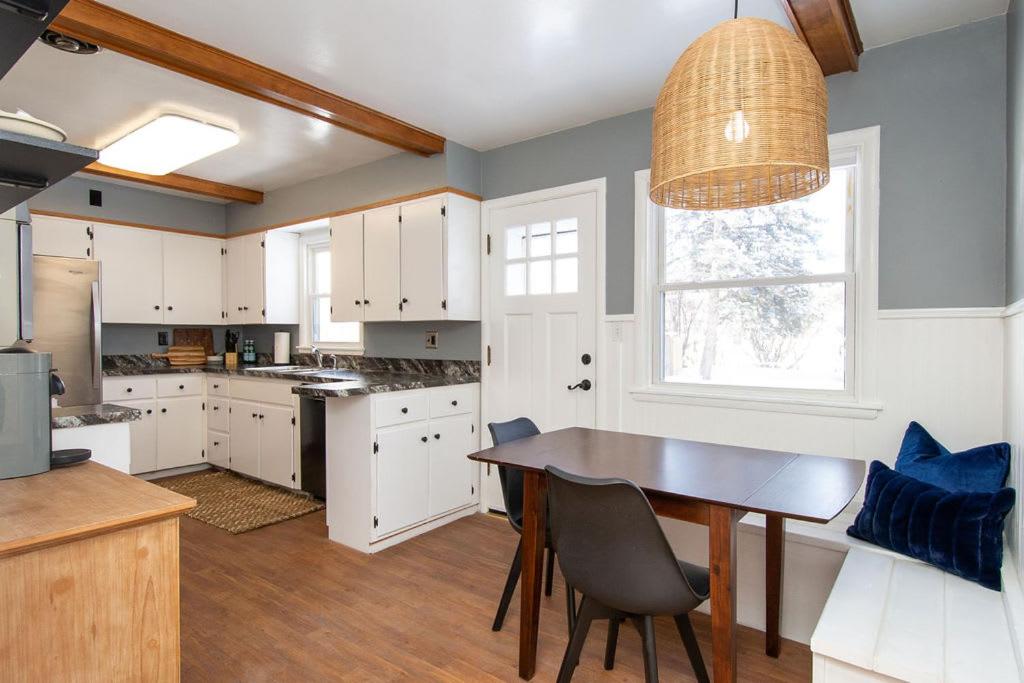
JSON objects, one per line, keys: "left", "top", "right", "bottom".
{"left": 311, "top": 345, "right": 323, "bottom": 367}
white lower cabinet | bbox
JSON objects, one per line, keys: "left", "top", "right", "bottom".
{"left": 428, "top": 413, "right": 476, "bottom": 517}
{"left": 119, "top": 398, "right": 157, "bottom": 474}
{"left": 375, "top": 423, "right": 431, "bottom": 537}
{"left": 207, "top": 432, "right": 230, "bottom": 468}
{"left": 156, "top": 396, "right": 205, "bottom": 469}
{"left": 228, "top": 400, "right": 261, "bottom": 478}
{"left": 222, "top": 378, "right": 298, "bottom": 488}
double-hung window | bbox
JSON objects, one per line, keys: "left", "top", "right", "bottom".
{"left": 636, "top": 127, "right": 880, "bottom": 406}
{"left": 302, "top": 235, "right": 362, "bottom": 353}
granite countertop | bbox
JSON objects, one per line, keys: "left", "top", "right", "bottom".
{"left": 52, "top": 403, "right": 142, "bottom": 430}
{"left": 291, "top": 371, "right": 479, "bottom": 398}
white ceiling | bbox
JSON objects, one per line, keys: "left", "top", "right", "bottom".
{"left": 0, "top": 0, "right": 1009, "bottom": 195}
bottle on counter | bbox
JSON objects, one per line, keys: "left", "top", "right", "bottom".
{"left": 243, "top": 339, "right": 256, "bottom": 364}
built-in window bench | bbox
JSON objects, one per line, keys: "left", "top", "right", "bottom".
{"left": 811, "top": 545, "right": 1023, "bottom": 682}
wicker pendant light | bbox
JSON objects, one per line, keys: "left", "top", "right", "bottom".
{"left": 650, "top": 15, "right": 829, "bottom": 211}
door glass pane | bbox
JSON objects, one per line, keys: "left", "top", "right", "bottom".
{"left": 555, "top": 257, "right": 578, "bottom": 293}
{"left": 555, "top": 218, "right": 578, "bottom": 254}
{"left": 529, "top": 259, "right": 551, "bottom": 295}
{"left": 314, "top": 249, "right": 331, "bottom": 294}
{"left": 506, "top": 262, "right": 526, "bottom": 296}
{"left": 506, "top": 225, "right": 526, "bottom": 260}
{"left": 661, "top": 282, "right": 846, "bottom": 390}
{"left": 529, "top": 222, "right": 552, "bottom": 257}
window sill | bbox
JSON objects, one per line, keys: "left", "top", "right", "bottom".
{"left": 628, "top": 386, "right": 883, "bottom": 419}
{"left": 297, "top": 345, "right": 364, "bottom": 356}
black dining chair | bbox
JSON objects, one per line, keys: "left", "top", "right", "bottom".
{"left": 545, "top": 465, "right": 710, "bottom": 683}
{"left": 487, "top": 418, "right": 576, "bottom": 634}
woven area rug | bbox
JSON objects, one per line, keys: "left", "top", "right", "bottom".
{"left": 154, "top": 469, "right": 324, "bottom": 534}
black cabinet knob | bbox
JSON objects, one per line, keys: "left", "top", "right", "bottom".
{"left": 154, "top": 305, "right": 160, "bottom": 310}
{"left": 167, "top": 305, "right": 174, "bottom": 311}
{"left": 145, "top": 409, "right": 152, "bottom": 415}
{"left": 213, "top": 384, "right": 219, "bottom": 389}
{"left": 126, "top": 387, "right": 132, "bottom": 393}
{"left": 355, "top": 299, "right": 361, "bottom": 305}
{"left": 178, "top": 384, "right": 184, "bottom": 390}
{"left": 259, "top": 414, "right": 264, "bottom": 419}
{"left": 433, "top": 433, "right": 440, "bottom": 440}
{"left": 243, "top": 306, "right": 249, "bottom": 311}
{"left": 401, "top": 407, "right": 408, "bottom": 414}
{"left": 363, "top": 299, "right": 369, "bottom": 305}
{"left": 420, "top": 436, "right": 428, "bottom": 442}
{"left": 213, "top": 441, "right": 219, "bottom": 446}
{"left": 451, "top": 400, "right": 458, "bottom": 406}
{"left": 252, "top": 412, "right": 257, "bottom": 418}
{"left": 237, "top": 306, "right": 243, "bottom": 311}
{"left": 161, "top": 408, "right": 167, "bottom": 413}
{"left": 402, "top": 297, "right": 409, "bottom": 304}
{"left": 213, "top": 405, "right": 219, "bottom": 411}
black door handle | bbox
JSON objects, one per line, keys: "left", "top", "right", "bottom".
{"left": 567, "top": 379, "right": 592, "bottom": 391}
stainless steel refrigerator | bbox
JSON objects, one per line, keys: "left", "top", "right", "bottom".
{"left": 20, "top": 255, "right": 101, "bottom": 407}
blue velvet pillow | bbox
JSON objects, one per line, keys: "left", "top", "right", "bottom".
{"left": 894, "top": 421, "right": 1009, "bottom": 493}
{"left": 847, "top": 461, "right": 1014, "bottom": 591}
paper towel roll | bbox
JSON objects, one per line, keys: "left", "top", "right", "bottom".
{"left": 273, "top": 332, "right": 291, "bottom": 365}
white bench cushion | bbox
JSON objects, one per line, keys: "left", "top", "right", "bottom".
{"left": 812, "top": 548, "right": 1020, "bottom": 682}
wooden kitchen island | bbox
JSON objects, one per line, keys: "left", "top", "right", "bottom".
{"left": 0, "top": 461, "right": 195, "bottom": 681}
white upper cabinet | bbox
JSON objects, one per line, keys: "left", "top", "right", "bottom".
{"left": 31, "top": 215, "right": 94, "bottom": 259}
{"left": 93, "top": 223, "right": 164, "bottom": 324}
{"left": 399, "top": 197, "right": 445, "bottom": 321}
{"left": 329, "top": 212, "right": 365, "bottom": 323}
{"left": 329, "top": 192, "right": 480, "bottom": 323}
{"left": 362, "top": 205, "right": 401, "bottom": 321}
{"left": 162, "top": 233, "right": 223, "bottom": 325}
{"left": 225, "top": 231, "right": 299, "bottom": 325}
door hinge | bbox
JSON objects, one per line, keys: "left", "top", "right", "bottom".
{"left": 261, "top": 308, "right": 265, "bottom": 317}
{"left": 261, "top": 240, "right": 265, "bottom": 248}
{"left": 373, "top": 441, "right": 379, "bottom": 454}
{"left": 221, "top": 247, "right": 226, "bottom": 255}
{"left": 330, "top": 305, "right": 333, "bottom": 315}
{"left": 291, "top": 416, "right": 296, "bottom": 425}
{"left": 441, "top": 205, "right": 446, "bottom": 217}
{"left": 471, "top": 485, "right": 475, "bottom": 495}
{"left": 398, "top": 301, "right": 403, "bottom": 311}
{"left": 373, "top": 516, "right": 379, "bottom": 529}
{"left": 291, "top": 472, "right": 296, "bottom": 482}
{"left": 202, "top": 449, "right": 206, "bottom": 459}
{"left": 441, "top": 299, "right": 447, "bottom": 310}
{"left": 398, "top": 214, "right": 402, "bottom": 223}
{"left": 202, "top": 402, "right": 206, "bottom": 410}
{"left": 329, "top": 228, "right": 332, "bottom": 236}
{"left": 86, "top": 226, "right": 93, "bottom": 239}
{"left": 486, "top": 345, "right": 492, "bottom": 366}
{"left": 486, "top": 234, "right": 491, "bottom": 255}
{"left": 471, "top": 424, "right": 475, "bottom": 433}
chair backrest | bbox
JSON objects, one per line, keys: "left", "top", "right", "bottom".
{"left": 545, "top": 465, "right": 704, "bottom": 616}
{"left": 487, "top": 418, "right": 540, "bottom": 527}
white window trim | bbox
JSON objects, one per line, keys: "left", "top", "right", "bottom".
{"left": 630, "top": 125, "right": 882, "bottom": 419}
{"left": 298, "top": 230, "right": 364, "bottom": 355}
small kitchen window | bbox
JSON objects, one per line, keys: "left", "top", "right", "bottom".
{"left": 301, "top": 236, "right": 362, "bottom": 353}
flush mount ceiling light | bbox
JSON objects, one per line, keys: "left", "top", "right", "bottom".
{"left": 99, "top": 114, "right": 239, "bottom": 176}
{"left": 650, "top": 5, "right": 829, "bottom": 211}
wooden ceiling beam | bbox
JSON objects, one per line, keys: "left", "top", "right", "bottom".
{"left": 81, "top": 162, "right": 264, "bottom": 204}
{"left": 51, "top": 0, "right": 446, "bottom": 156}
{"left": 780, "top": 0, "right": 863, "bottom": 76}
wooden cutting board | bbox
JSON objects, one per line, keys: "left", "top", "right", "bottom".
{"left": 152, "top": 346, "right": 207, "bottom": 366}
{"left": 173, "top": 328, "right": 214, "bottom": 357}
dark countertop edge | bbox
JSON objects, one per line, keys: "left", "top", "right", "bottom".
{"left": 291, "top": 374, "right": 480, "bottom": 398}
{"left": 51, "top": 403, "right": 143, "bottom": 430}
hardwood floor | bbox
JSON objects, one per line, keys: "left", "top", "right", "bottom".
{"left": 179, "top": 510, "right": 811, "bottom": 682}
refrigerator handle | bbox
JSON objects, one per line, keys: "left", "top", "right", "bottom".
{"left": 17, "top": 221, "right": 33, "bottom": 341}
{"left": 91, "top": 280, "right": 102, "bottom": 390}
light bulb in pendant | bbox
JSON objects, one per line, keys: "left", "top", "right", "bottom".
{"left": 724, "top": 110, "right": 750, "bottom": 143}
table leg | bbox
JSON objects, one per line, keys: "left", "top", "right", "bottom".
{"left": 518, "top": 470, "right": 547, "bottom": 680}
{"left": 765, "top": 514, "right": 785, "bottom": 658}
{"left": 709, "top": 505, "right": 738, "bottom": 683}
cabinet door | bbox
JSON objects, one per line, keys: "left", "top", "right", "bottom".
{"left": 93, "top": 223, "right": 164, "bottom": 323}
{"left": 162, "top": 233, "right": 223, "bottom": 325}
{"left": 156, "top": 396, "right": 205, "bottom": 469}
{"left": 427, "top": 413, "right": 475, "bottom": 516}
{"left": 400, "top": 198, "right": 445, "bottom": 321}
{"left": 375, "top": 423, "right": 429, "bottom": 536}
{"left": 259, "top": 403, "right": 295, "bottom": 488}
{"left": 229, "top": 399, "right": 261, "bottom": 478}
{"left": 225, "top": 236, "right": 246, "bottom": 325}
{"left": 120, "top": 398, "right": 157, "bottom": 474}
{"left": 329, "top": 213, "right": 364, "bottom": 322}
{"left": 243, "top": 233, "right": 265, "bottom": 324}
{"left": 362, "top": 205, "right": 400, "bottom": 321}
{"left": 207, "top": 432, "right": 230, "bottom": 468}
{"left": 31, "top": 215, "right": 93, "bottom": 259}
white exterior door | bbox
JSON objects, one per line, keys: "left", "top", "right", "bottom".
{"left": 230, "top": 400, "right": 261, "bottom": 478}
{"left": 362, "top": 205, "right": 400, "bottom": 321}
{"left": 162, "top": 233, "right": 223, "bottom": 324}
{"left": 259, "top": 403, "right": 295, "bottom": 488}
{"left": 400, "top": 197, "right": 445, "bottom": 321}
{"left": 225, "top": 236, "right": 246, "bottom": 325}
{"left": 428, "top": 413, "right": 475, "bottom": 516}
{"left": 93, "top": 223, "right": 164, "bottom": 323}
{"left": 374, "top": 423, "right": 429, "bottom": 537}
{"left": 482, "top": 187, "right": 599, "bottom": 511}
{"left": 330, "top": 213, "right": 365, "bottom": 322}
{"left": 156, "top": 396, "right": 204, "bottom": 469}
{"left": 243, "top": 233, "right": 265, "bottom": 324}
{"left": 31, "top": 215, "right": 93, "bottom": 259}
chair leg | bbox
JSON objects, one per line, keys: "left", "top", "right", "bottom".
{"left": 674, "top": 613, "right": 709, "bottom": 683}
{"left": 631, "top": 615, "right": 659, "bottom": 683}
{"left": 545, "top": 546, "right": 555, "bottom": 596}
{"left": 492, "top": 539, "right": 522, "bottom": 631}
{"left": 557, "top": 596, "right": 596, "bottom": 683}
{"left": 565, "top": 580, "right": 577, "bottom": 637}
{"left": 604, "top": 617, "right": 621, "bottom": 670}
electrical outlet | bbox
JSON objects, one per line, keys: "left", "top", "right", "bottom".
{"left": 157, "top": 331, "right": 169, "bottom": 346}
{"left": 425, "top": 331, "right": 439, "bottom": 349}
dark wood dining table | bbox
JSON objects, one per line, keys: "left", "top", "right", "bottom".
{"left": 469, "top": 427, "right": 865, "bottom": 683}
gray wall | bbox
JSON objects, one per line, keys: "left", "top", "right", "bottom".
{"left": 29, "top": 177, "right": 227, "bottom": 235}
{"left": 1009, "top": 0, "right": 1024, "bottom": 304}
{"left": 363, "top": 321, "right": 480, "bottom": 360}
{"left": 482, "top": 17, "right": 1009, "bottom": 312}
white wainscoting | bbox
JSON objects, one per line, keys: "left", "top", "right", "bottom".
{"left": 598, "top": 308, "right": 1006, "bottom": 644}
{"left": 1004, "top": 301, "right": 1024, "bottom": 593}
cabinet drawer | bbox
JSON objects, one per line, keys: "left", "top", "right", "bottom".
{"left": 374, "top": 392, "right": 428, "bottom": 428}
{"left": 207, "top": 376, "right": 230, "bottom": 397}
{"left": 157, "top": 374, "right": 204, "bottom": 397}
{"left": 429, "top": 384, "right": 478, "bottom": 418}
{"left": 208, "top": 397, "right": 230, "bottom": 432}
{"left": 230, "top": 378, "right": 295, "bottom": 405}
{"left": 104, "top": 376, "right": 156, "bottom": 401}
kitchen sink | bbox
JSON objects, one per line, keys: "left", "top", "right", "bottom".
{"left": 301, "top": 369, "right": 363, "bottom": 381}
